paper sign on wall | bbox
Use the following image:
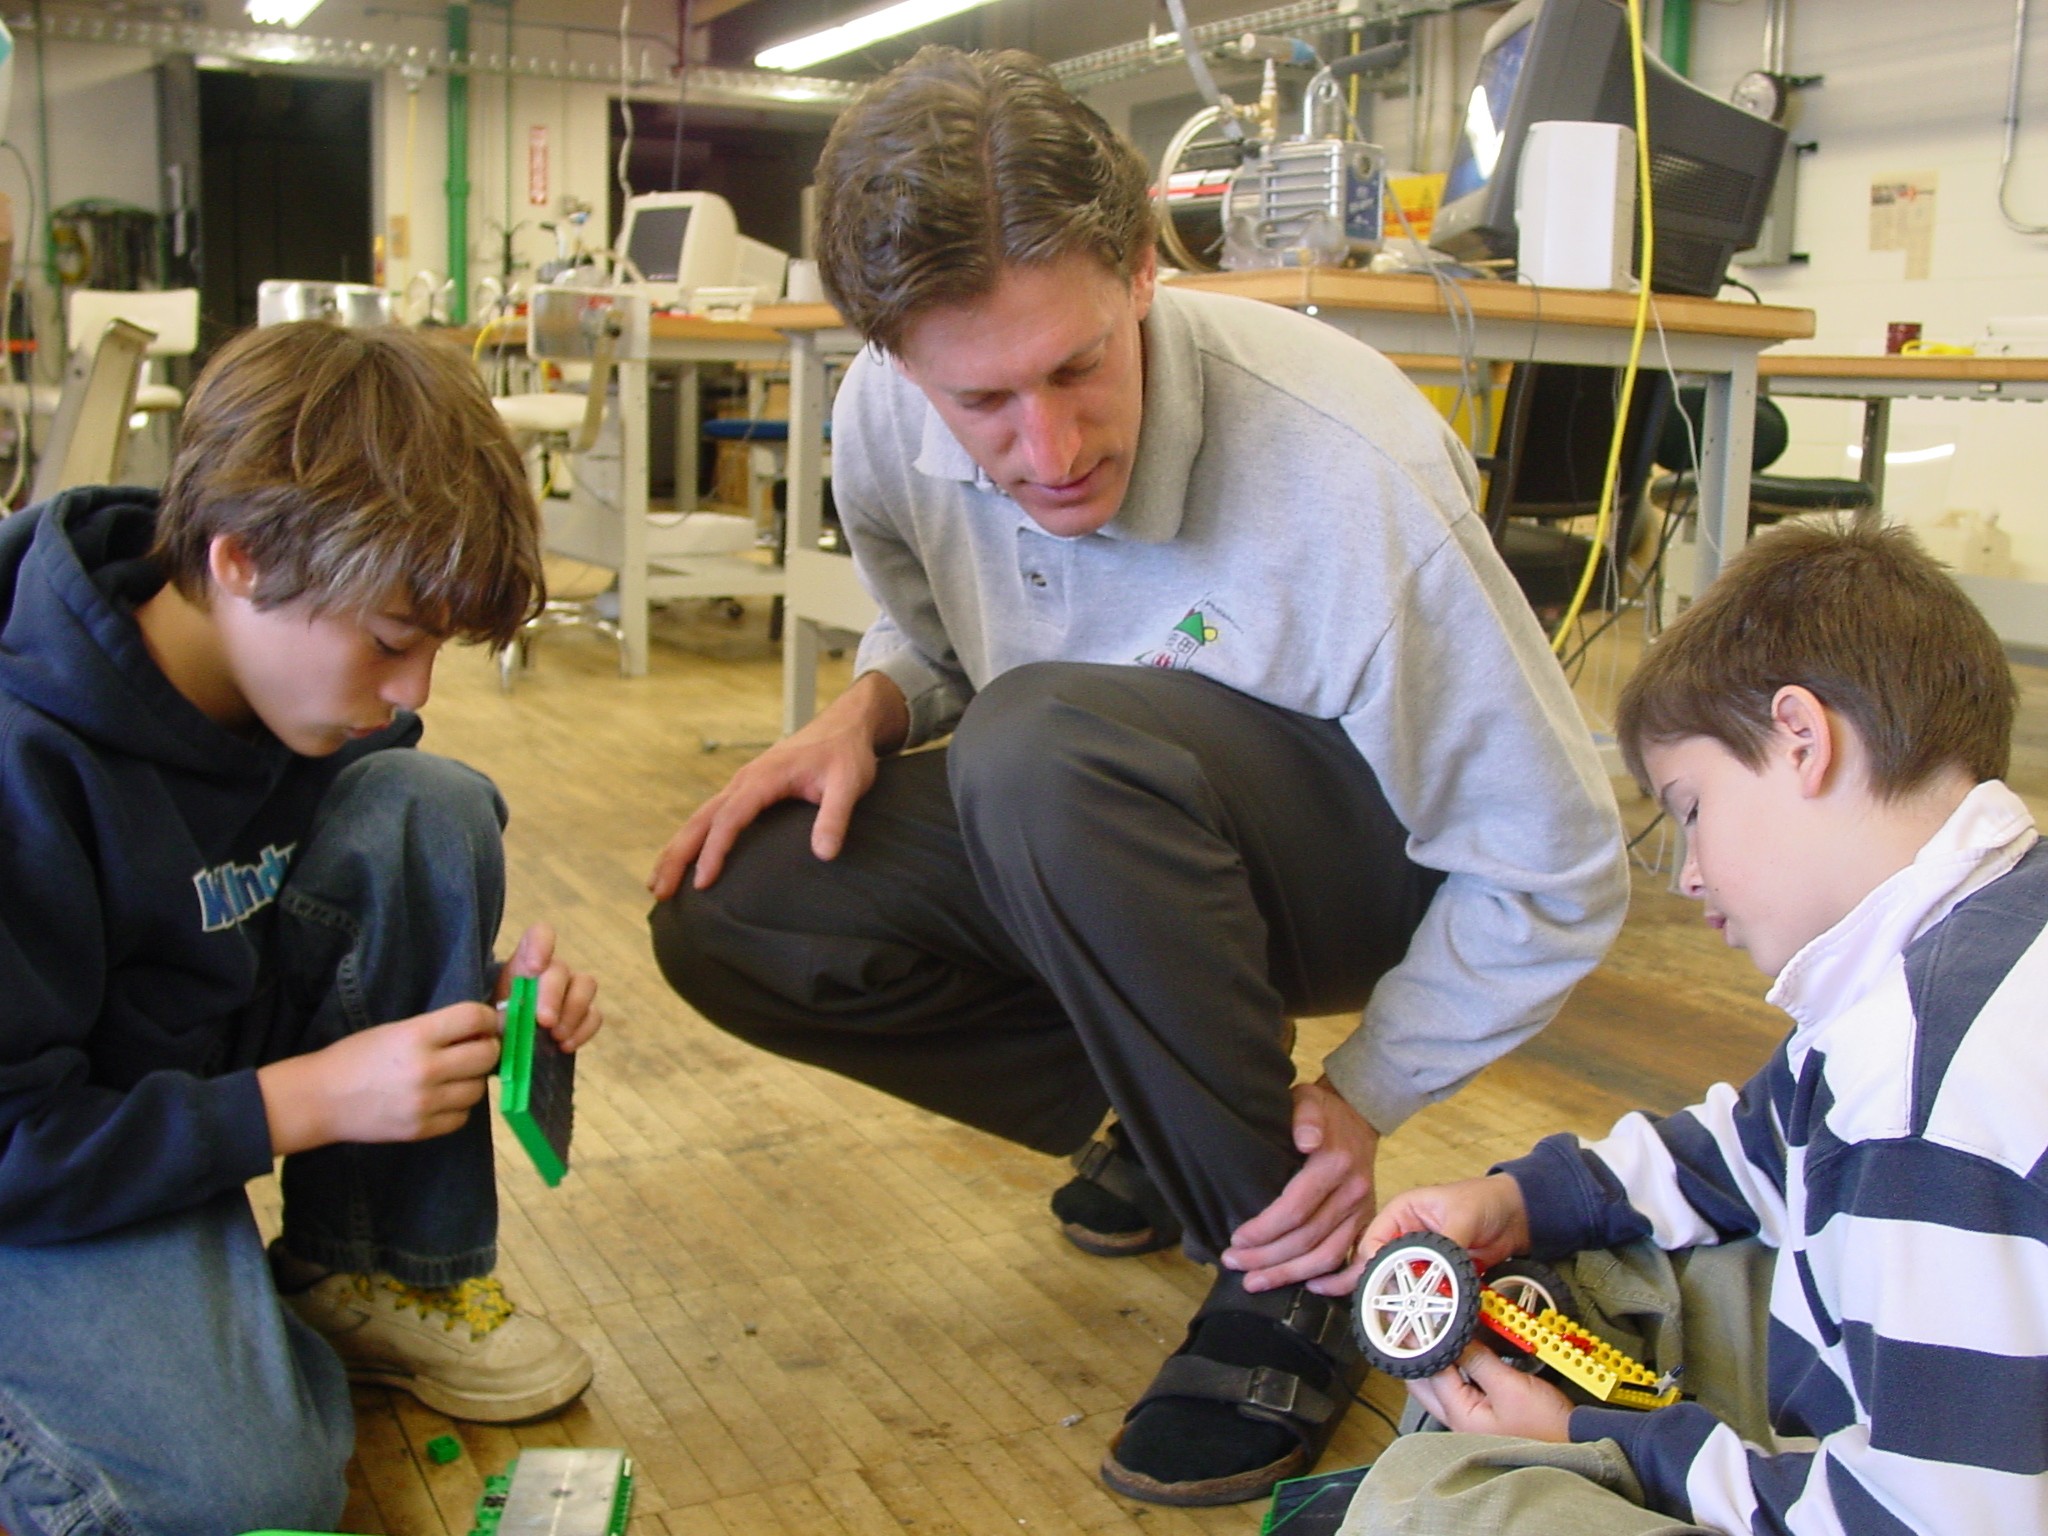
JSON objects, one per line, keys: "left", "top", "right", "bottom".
{"left": 528, "top": 126, "right": 549, "bottom": 207}
{"left": 1870, "top": 172, "right": 1936, "bottom": 280}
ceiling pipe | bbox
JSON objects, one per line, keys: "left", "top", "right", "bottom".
{"left": 2, "top": 7, "right": 857, "bottom": 112}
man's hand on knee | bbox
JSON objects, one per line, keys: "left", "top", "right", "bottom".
{"left": 648, "top": 672, "right": 907, "bottom": 897}
{"left": 1220, "top": 1077, "right": 1380, "bottom": 1296}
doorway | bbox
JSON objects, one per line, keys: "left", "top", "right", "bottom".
{"left": 198, "top": 71, "right": 373, "bottom": 354}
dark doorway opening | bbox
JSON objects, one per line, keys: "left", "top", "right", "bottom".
{"left": 198, "top": 71, "right": 373, "bottom": 356}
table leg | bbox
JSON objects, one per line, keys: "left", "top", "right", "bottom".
{"left": 675, "top": 361, "right": 700, "bottom": 513}
{"left": 1859, "top": 396, "right": 1891, "bottom": 515}
{"left": 620, "top": 356, "right": 650, "bottom": 677}
{"left": 1692, "top": 358, "right": 1759, "bottom": 593}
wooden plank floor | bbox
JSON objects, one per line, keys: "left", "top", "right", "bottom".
{"left": 255, "top": 599, "right": 2048, "bottom": 1535}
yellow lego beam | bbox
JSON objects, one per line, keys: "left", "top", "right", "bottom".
{"left": 1477, "top": 1289, "right": 1681, "bottom": 1410}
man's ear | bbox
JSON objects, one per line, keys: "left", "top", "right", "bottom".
{"left": 1771, "top": 685, "right": 1837, "bottom": 797}
{"left": 207, "top": 535, "right": 261, "bottom": 602}
{"left": 1129, "top": 245, "right": 1159, "bottom": 321}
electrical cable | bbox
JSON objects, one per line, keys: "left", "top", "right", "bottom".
{"left": 1554, "top": 490, "right": 1688, "bottom": 671}
{"left": 1551, "top": 305, "right": 1703, "bottom": 676}
{"left": 402, "top": 74, "right": 419, "bottom": 288}
{"left": 2000, "top": 0, "right": 2048, "bottom": 234}
{"left": 615, "top": 0, "right": 636, "bottom": 232}
{"left": 669, "top": 0, "right": 691, "bottom": 190}
{"left": 1154, "top": 104, "right": 1237, "bottom": 272}
{"left": 1347, "top": 1384, "right": 1403, "bottom": 1436}
{"left": 1545, "top": 0, "right": 1656, "bottom": 656}
{"left": 1627, "top": 808, "right": 1667, "bottom": 851}
{"left": 1340, "top": 89, "right": 1489, "bottom": 444}
{"left": 1644, "top": 299, "right": 1702, "bottom": 635}
{"left": 1163, "top": 0, "right": 1248, "bottom": 145}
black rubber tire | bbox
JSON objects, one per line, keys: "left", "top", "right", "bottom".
{"left": 1351, "top": 1231, "right": 1479, "bottom": 1379}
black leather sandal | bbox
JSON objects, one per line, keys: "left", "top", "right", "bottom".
{"left": 1099, "top": 1269, "right": 1364, "bottom": 1507}
{"left": 1050, "top": 1122, "right": 1183, "bottom": 1257}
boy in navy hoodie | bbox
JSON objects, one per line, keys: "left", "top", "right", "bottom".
{"left": 0, "top": 321, "right": 602, "bottom": 1536}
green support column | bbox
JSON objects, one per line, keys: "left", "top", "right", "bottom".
{"left": 446, "top": 2, "right": 471, "bottom": 322}
{"left": 1661, "top": 0, "right": 1693, "bottom": 77}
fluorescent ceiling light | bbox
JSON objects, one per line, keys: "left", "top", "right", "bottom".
{"left": 755, "top": 0, "right": 1000, "bottom": 71}
{"left": 246, "top": 0, "right": 325, "bottom": 27}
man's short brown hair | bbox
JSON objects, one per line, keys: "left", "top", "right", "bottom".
{"left": 814, "top": 45, "right": 1156, "bottom": 353}
{"left": 153, "top": 321, "right": 542, "bottom": 648}
{"left": 1617, "top": 519, "right": 2015, "bottom": 796}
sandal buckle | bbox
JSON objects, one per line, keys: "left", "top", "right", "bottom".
{"left": 1244, "top": 1365, "right": 1299, "bottom": 1416}
{"left": 1071, "top": 1138, "right": 1115, "bottom": 1181}
{"left": 1283, "top": 1289, "right": 1343, "bottom": 1351}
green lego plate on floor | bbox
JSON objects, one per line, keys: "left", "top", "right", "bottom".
{"left": 469, "top": 1449, "right": 634, "bottom": 1536}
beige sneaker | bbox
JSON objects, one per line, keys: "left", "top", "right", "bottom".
{"left": 281, "top": 1264, "right": 592, "bottom": 1424}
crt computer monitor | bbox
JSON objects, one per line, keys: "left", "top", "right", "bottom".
{"left": 1430, "top": 0, "right": 1787, "bottom": 296}
{"left": 616, "top": 190, "right": 791, "bottom": 307}
{"left": 616, "top": 191, "right": 741, "bottom": 303}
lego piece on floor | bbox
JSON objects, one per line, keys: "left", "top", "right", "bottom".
{"left": 1262, "top": 1463, "right": 1372, "bottom": 1533}
{"left": 467, "top": 1449, "right": 634, "bottom": 1536}
{"left": 426, "top": 1433, "right": 462, "bottom": 1465}
{"left": 498, "top": 974, "right": 573, "bottom": 1186}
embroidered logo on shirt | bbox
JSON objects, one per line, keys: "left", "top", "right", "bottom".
{"left": 192, "top": 843, "right": 297, "bottom": 933}
{"left": 1137, "top": 599, "right": 1236, "bottom": 669}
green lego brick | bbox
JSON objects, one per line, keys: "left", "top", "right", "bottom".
{"left": 498, "top": 974, "right": 572, "bottom": 1187}
{"left": 426, "top": 1433, "right": 462, "bottom": 1465}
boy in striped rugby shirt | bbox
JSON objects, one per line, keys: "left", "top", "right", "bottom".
{"left": 1347, "top": 521, "right": 2045, "bottom": 1534}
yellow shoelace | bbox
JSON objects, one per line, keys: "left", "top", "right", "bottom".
{"left": 370, "top": 1274, "right": 516, "bottom": 1340}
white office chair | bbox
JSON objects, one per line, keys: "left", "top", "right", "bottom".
{"left": 32, "top": 316, "right": 154, "bottom": 502}
{"left": 64, "top": 289, "right": 199, "bottom": 485}
{"left": 491, "top": 295, "right": 629, "bottom": 688}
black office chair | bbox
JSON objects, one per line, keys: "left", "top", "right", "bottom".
{"left": 1653, "top": 386, "right": 1876, "bottom": 525}
{"left": 1482, "top": 362, "right": 1675, "bottom": 619}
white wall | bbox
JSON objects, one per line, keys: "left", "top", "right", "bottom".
{"left": 377, "top": 67, "right": 617, "bottom": 307}
{"left": 1690, "top": 0, "right": 2048, "bottom": 578}
{"left": 0, "top": 36, "right": 161, "bottom": 367}
{"left": 1, "top": 38, "right": 162, "bottom": 218}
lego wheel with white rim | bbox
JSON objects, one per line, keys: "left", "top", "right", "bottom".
{"left": 1481, "top": 1257, "right": 1578, "bottom": 1321}
{"left": 1352, "top": 1230, "right": 1480, "bottom": 1379}
{"left": 1480, "top": 1257, "right": 1579, "bottom": 1369}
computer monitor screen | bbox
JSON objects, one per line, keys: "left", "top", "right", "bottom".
{"left": 1429, "top": 0, "right": 1786, "bottom": 296}
{"left": 1441, "top": 24, "right": 1532, "bottom": 208}
{"left": 625, "top": 205, "right": 692, "bottom": 284}
{"left": 614, "top": 191, "right": 748, "bottom": 307}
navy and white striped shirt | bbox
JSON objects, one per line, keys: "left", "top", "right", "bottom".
{"left": 1503, "top": 781, "right": 2048, "bottom": 1533}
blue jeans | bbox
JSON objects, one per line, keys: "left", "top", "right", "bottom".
{"left": 0, "top": 750, "right": 508, "bottom": 1536}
